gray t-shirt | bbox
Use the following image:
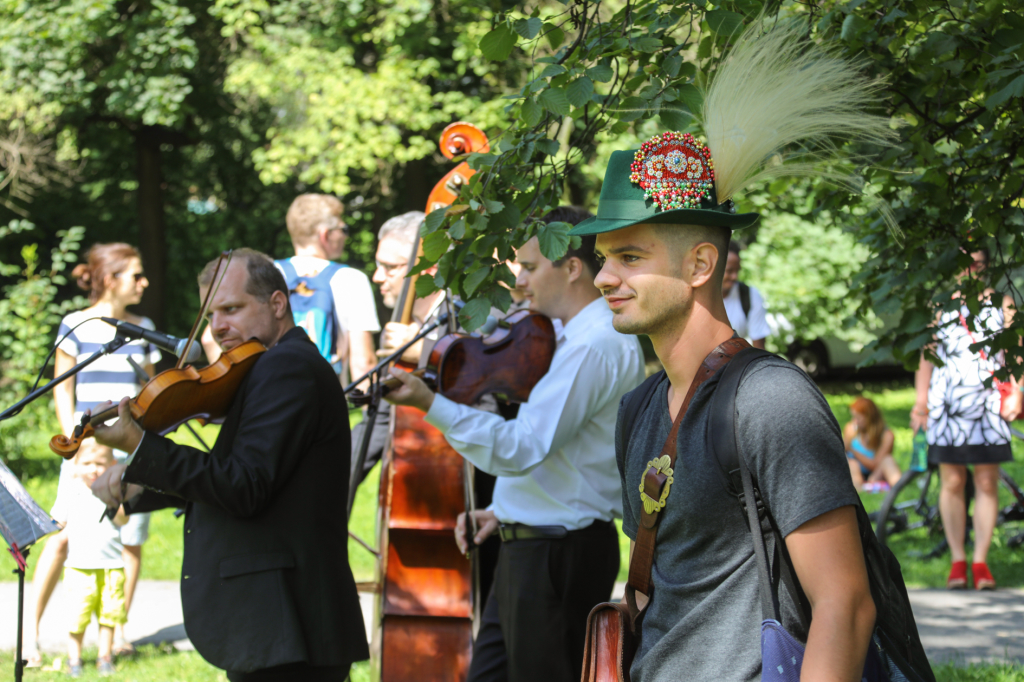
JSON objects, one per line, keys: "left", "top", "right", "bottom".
{"left": 618, "top": 357, "right": 859, "bottom": 682}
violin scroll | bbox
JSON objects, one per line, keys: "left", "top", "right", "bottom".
{"left": 49, "top": 426, "right": 93, "bottom": 459}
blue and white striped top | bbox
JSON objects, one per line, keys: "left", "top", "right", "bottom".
{"left": 56, "top": 309, "right": 163, "bottom": 424}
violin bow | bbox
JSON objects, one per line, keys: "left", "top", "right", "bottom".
{"left": 177, "top": 250, "right": 233, "bottom": 369}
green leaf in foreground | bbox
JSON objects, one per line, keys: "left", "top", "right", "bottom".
{"left": 520, "top": 97, "right": 543, "bottom": 126}
{"left": 423, "top": 208, "right": 447, "bottom": 234}
{"left": 464, "top": 265, "right": 490, "bottom": 296}
{"left": 539, "top": 87, "right": 572, "bottom": 116}
{"left": 538, "top": 221, "right": 572, "bottom": 261}
{"left": 567, "top": 77, "right": 595, "bottom": 107}
{"left": 459, "top": 298, "right": 492, "bottom": 331}
{"left": 480, "top": 23, "right": 517, "bottom": 61}
{"left": 706, "top": 9, "right": 744, "bottom": 36}
{"left": 587, "top": 63, "right": 614, "bottom": 83}
{"left": 616, "top": 96, "right": 648, "bottom": 122}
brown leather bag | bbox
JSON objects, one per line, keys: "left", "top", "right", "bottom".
{"left": 579, "top": 339, "right": 750, "bottom": 682}
{"left": 581, "top": 602, "right": 636, "bottom": 682}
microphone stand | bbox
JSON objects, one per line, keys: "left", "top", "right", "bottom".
{"left": 344, "top": 310, "right": 454, "bottom": 518}
{"left": 0, "top": 334, "right": 129, "bottom": 423}
{"left": 0, "top": 333, "right": 132, "bottom": 682}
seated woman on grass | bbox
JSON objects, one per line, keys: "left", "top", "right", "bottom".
{"left": 843, "top": 397, "right": 902, "bottom": 490}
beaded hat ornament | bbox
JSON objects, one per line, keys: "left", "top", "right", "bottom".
{"left": 629, "top": 132, "right": 715, "bottom": 212}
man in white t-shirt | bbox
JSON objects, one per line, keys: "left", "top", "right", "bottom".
{"left": 722, "top": 241, "right": 769, "bottom": 349}
{"left": 277, "top": 194, "right": 381, "bottom": 383}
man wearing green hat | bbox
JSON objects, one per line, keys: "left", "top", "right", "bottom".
{"left": 575, "top": 134, "right": 877, "bottom": 681}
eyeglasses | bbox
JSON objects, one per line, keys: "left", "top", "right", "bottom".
{"left": 375, "top": 260, "right": 407, "bottom": 275}
{"left": 332, "top": 225, "right": 350, "bottom": 236}
{"left": 118, "top": 272, "right": 147, "bottom": 282}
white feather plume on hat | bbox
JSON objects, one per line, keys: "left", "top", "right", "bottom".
{"left": 699, "top": 19, "right": 899, "bottom": 229}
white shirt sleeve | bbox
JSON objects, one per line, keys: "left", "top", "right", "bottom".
{"left": 747, "top": 286, "right": 771, "bottom": 340}
{"left": 331, "top": 269, "right": 381, "bottom": 334}
{"left": 424, "top": 343, "right": 616, "bottom": 477}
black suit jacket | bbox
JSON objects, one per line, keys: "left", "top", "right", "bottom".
{"left": 125, "top": 327, "right": 369, "bottom": 673}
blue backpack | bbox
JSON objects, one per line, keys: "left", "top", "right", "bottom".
{"left": 276, "top": 259, "right": 345, "bottom": 363}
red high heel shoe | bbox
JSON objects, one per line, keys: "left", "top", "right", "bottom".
{"left": 947, "top": 560, "right": 968, "bottom": 589}
{"left": 972, "top": 563, "right": 996, "bottom": 590}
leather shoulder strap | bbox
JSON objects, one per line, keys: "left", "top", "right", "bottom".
{"left": 626, "top": 337, "right": 749, "bottom": 621}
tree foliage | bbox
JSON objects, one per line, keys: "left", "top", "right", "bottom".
{"left": 0, "top": 220, "right": 85, "bottom": 474}
{"left": 1, "top": 0, "right": 1023, "bottom": 376}
{"left": 815, "top": 0, "right": 1024, "bottom": 376}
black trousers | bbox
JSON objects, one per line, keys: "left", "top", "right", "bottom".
{"left": 467, "top": 520, "right": 620, "bottom": 682}
{"left": 226, "top": 663, "right": 350, "bottom": 681}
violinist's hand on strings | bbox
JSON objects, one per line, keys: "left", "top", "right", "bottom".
{"left": 455, "top": 510, "right": 498, "bottom": 555}
{"left": 90, "top": 397, "right": 144, "bottom": 454}
{"left": 88, "top": 397, "right": 145, "bottom": 508}
{"left": 382, "top": 367, "right": 435, "bottom": 412}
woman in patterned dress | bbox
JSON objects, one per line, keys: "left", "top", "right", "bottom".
{"left": 910, "top": 249, "right": 1021, "bottom": 590}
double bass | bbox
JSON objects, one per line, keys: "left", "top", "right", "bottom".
{"left": 373, "top": 123, "right": 490, "bottom": 681}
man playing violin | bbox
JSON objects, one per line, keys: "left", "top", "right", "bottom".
{"left": 88, "top": 248, "right": 369, "bottom": 682}
{"left": 384, "top": 207, "right": 646, "bottom": 682}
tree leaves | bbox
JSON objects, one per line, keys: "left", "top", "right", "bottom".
{"left": 513, "top": 17, "right": 542, "bottom": 39}
{"left": 520, "top": 97, "right": 542, "bottom": 126}
{"left": 480, "top": 23, "right": 517, "bottom": 61}
{"left": 587, "top": 63, "right": 614, "bottom": 83}
{"left": 986, "top": 74, "right": 1024, "bottom": 109}
{"left": 706, "top": 9, "right": 744, "bottom": 37}
{"left": 463, "top": 265, "right": 490, "bottom": 296}
{"left": 537, "top": 221, "right": 572, "bottom": 261}
{"left": 617, "top": 96, "right": 647, "bottom": 121}
{"left": 566, "top": 77, "right": 594, "bottom": 107}
{"left": 459, "top": 298, "right": 492, "bottom": 332}
{"left": 539, "top": 87, "right": 571, "bottom": 116}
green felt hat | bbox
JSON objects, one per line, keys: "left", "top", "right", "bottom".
{"left": 570, "top": 144, "right": 760, "bottom": 236}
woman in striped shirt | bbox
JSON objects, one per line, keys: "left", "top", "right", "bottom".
{"left": 28, "top": 243, "right": 161, "bottom": 665}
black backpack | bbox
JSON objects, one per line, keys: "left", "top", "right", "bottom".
{"left": 616, "top": 349, "right": 935, "bottom": 682}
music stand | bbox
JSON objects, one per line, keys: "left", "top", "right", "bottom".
{"left": 0, "top": 458, "right": 60, "bottom": 682}
{"left": 0, "top": 333, "right": 132, "bottom": 680}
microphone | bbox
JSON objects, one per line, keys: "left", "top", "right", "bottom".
{"left": 101, "top": 318, "right": 204, "bottom": 363}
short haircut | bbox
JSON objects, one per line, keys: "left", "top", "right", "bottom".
{"left": 543, "top": 206, "right": 600, "bottom": 278}
{"left": 654, "top": 224, "right": 732, "bottom": 284}
{"left": 377, "top": 211, "right": 424, "bottom": 251}
{"left": 286, "top": 194, "right": 344, "bottom": 246}
{"left": 728, "top": 241, "right": 742, "bottom": 256}
{"left": 198, "top": 248, "right": 289, "bottom": 304}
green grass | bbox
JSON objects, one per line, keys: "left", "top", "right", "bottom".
{"left": 933, "top": 661, "right": 1024, "bottom": 681}
{"left": 0, "top": 648, "right": 374, "bottom": 680}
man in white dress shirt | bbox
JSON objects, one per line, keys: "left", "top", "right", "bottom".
{"left": 384, "top": 207, "right": 646, "bottom": 682}
{"left": 722, "top": 242, "right": 769, "bottom": 349}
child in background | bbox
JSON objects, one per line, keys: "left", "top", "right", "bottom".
{"left": 51, "top": 439, "right": 128, "bottom": 677}
{"left": 843, "top": 397, "right": 903, "bottom": 490}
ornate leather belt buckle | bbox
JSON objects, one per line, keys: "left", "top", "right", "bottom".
{"left": 638, "top": 455, "right": 674, "bottom": 515}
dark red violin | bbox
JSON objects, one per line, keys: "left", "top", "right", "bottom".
{"left": 348, "top": 310, "right": 556, "bottom": 407}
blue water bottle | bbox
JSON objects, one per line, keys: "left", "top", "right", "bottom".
{"left": 911, "top": 428, "right": 928, "bottom": 472}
